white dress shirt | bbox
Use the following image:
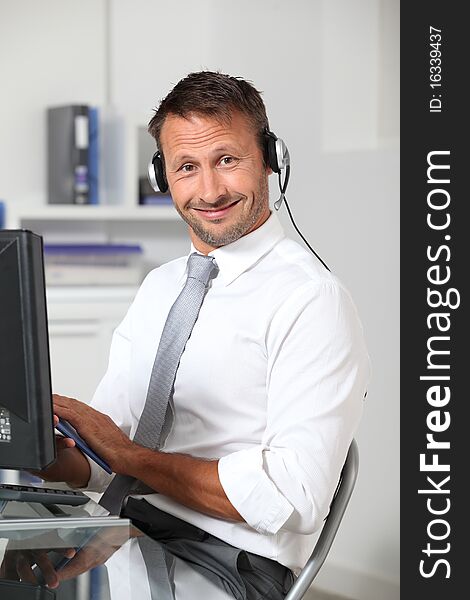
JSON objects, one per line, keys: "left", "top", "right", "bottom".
{"left": 86, "top": 212, "right": 370, "bottom": 574}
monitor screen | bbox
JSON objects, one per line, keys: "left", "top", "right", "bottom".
{"left": 0, "top": 229, "right": 56, "bottom": 470}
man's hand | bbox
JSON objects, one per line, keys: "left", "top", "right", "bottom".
{"left": 0, "top": 527, "right": 134, "bottom": 589}
{"left": 0, "top": 533, "right": 76, "bottom": 589}
{"left": 52, "top": 394, "right": 133, "bottom": 475}
{"left": 57, "top": 526, "right": 141, "bottom": 582}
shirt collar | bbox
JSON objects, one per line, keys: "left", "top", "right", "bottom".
{"left": 186, "top": 211, "right": 286, "bottom": 286}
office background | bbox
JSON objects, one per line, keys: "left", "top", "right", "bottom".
{"left": 0, "top": 1, "right": 399, "bottom": 598}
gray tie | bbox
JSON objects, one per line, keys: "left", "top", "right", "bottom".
{"left": 99, "top": 253, "right": 218, "bottom": 515}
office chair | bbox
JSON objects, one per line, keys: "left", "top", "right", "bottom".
{"left": 285, "top": 439, "right": 359, "bottom": 600}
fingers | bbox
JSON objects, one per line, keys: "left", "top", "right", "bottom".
{"left": 53, "top": 412, "right": 75, "bottom": 448}
{"left": 53, "top": 395, "right": 90, "bottom": 427}
{"left": 52, "top": 395, "right": 86, "bottom": 433}
{"left": 53, "top": 394, "right": 81, "bottom": 412}
{"left": 16, "top": 547, "right": 77, "bottom": 589}
{"left": 55, "top": 435, "right": 76, "bottom": 450}
{"left": 32, "top": 551, "right": 61, "bottom": 589}
{"left": 52, "top": 395, "right": 74, "bottom": 421}
{"left": 15, "top": 552, "right": 37, "bottom": 585}
{"left": 52, "top": 393, "right": 78, "bottom": 404}
{"left": 58, "top": 542, "right": 114, "bottom": 581}
{"left": 16, "top": 550, "right": 60, "bottom": 589}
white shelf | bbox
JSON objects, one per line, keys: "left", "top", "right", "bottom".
{"left": 5, "top": 202, "right": 189, "bottom": 267}
{"left": 46, "top": 285, "right": 139, "bottom": 301}
{"left": 8, "top": 204, "right": 179, "bottom": 225}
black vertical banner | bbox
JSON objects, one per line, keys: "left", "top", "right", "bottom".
{"left": 401, "top": 3, "right": 465, "bottom": 598}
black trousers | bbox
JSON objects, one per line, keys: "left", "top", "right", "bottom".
{"left": 123, "top": 498, "right": 295, "bottom": 600}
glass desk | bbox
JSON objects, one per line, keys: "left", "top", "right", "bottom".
{"left": 0, "top": 494, "right": 235, "bottom": 600}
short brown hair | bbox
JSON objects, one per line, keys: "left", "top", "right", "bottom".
{"left": 148, "top": 71, "right": 270, "bottom": 155}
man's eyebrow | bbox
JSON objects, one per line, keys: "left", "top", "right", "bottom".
{"left": 170, "top": 145, "right": 241, "bottom": 167}
{"left": 170, "top": 154, "right": 193, "bottom": 167}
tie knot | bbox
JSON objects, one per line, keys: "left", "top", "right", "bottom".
{"left": 186, "top": 253, "right": 218, "bottom": 285}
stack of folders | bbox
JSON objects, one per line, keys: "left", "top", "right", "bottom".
{"left": 47, "top": 105, "right": 99, "bottom": 205}
{"left": 44, "top": 244, "right": 143, "bottom": 286}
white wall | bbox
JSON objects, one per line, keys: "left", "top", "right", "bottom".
{"left": 0, "top": 1, "right": 400, "bottom": 596}
{"left": 0, "top": 0, "right": 107, "bottom": 207}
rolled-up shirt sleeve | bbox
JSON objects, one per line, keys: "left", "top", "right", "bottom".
{"left": 218, "top": 279, "right": 370, "bottom": 536}
{"left": 85, "top": 453, "right": 114, "bottom": 492}
{"left": 218, "top": 446, "right": 294, "bottom": 534}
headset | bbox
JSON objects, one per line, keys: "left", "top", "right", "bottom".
{"left": 148, "top": 129, "right": 330, "bottom": 271}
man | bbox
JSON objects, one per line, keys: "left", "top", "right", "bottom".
{"left": 43, "top": 71, "right": 370, "bottom": 599}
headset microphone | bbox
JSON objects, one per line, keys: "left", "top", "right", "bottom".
{"left": 147, "top": 128, "right": 330, "bottom": 271}
{"left": 274, "top": 164, "right": 290, "bottom": 211}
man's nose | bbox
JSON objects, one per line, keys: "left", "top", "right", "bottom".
{"left": 198, "top": 168, "right": 228, "bottom": 204}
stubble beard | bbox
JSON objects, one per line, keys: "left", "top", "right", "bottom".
{"left": 175, "top": 176, "right": 270, "bottom": 248}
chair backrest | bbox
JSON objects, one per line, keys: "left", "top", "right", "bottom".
{"left": 285, "top": 439, "right": 359, "bottom": 600}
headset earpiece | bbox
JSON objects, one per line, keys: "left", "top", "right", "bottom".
{"left": 264, "top": 130, "right": 280, "bottom": 173}
{"left": 263, "top": 130, "right": 290, "bottom": 174}
{"left": 148, "top": 151, "right": 169, "bottom": 193}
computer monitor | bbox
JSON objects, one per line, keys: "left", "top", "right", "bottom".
{"left": 0, "top": 229, "right": 56, "bottom": 470}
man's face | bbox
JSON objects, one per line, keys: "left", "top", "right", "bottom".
{"left": 160, "top": 111, "right": 271, "bottom": 254}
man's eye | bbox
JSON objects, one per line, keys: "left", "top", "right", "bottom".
{"left": 180, "top": 164, "right": 194, "bottom": 173}
{"left": 220, "top": 156, "right": 236, "bottom": 166}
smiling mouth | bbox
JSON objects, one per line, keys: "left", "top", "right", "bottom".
{"left": 191, "top": 199, "right": 241, "bottom": 219}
